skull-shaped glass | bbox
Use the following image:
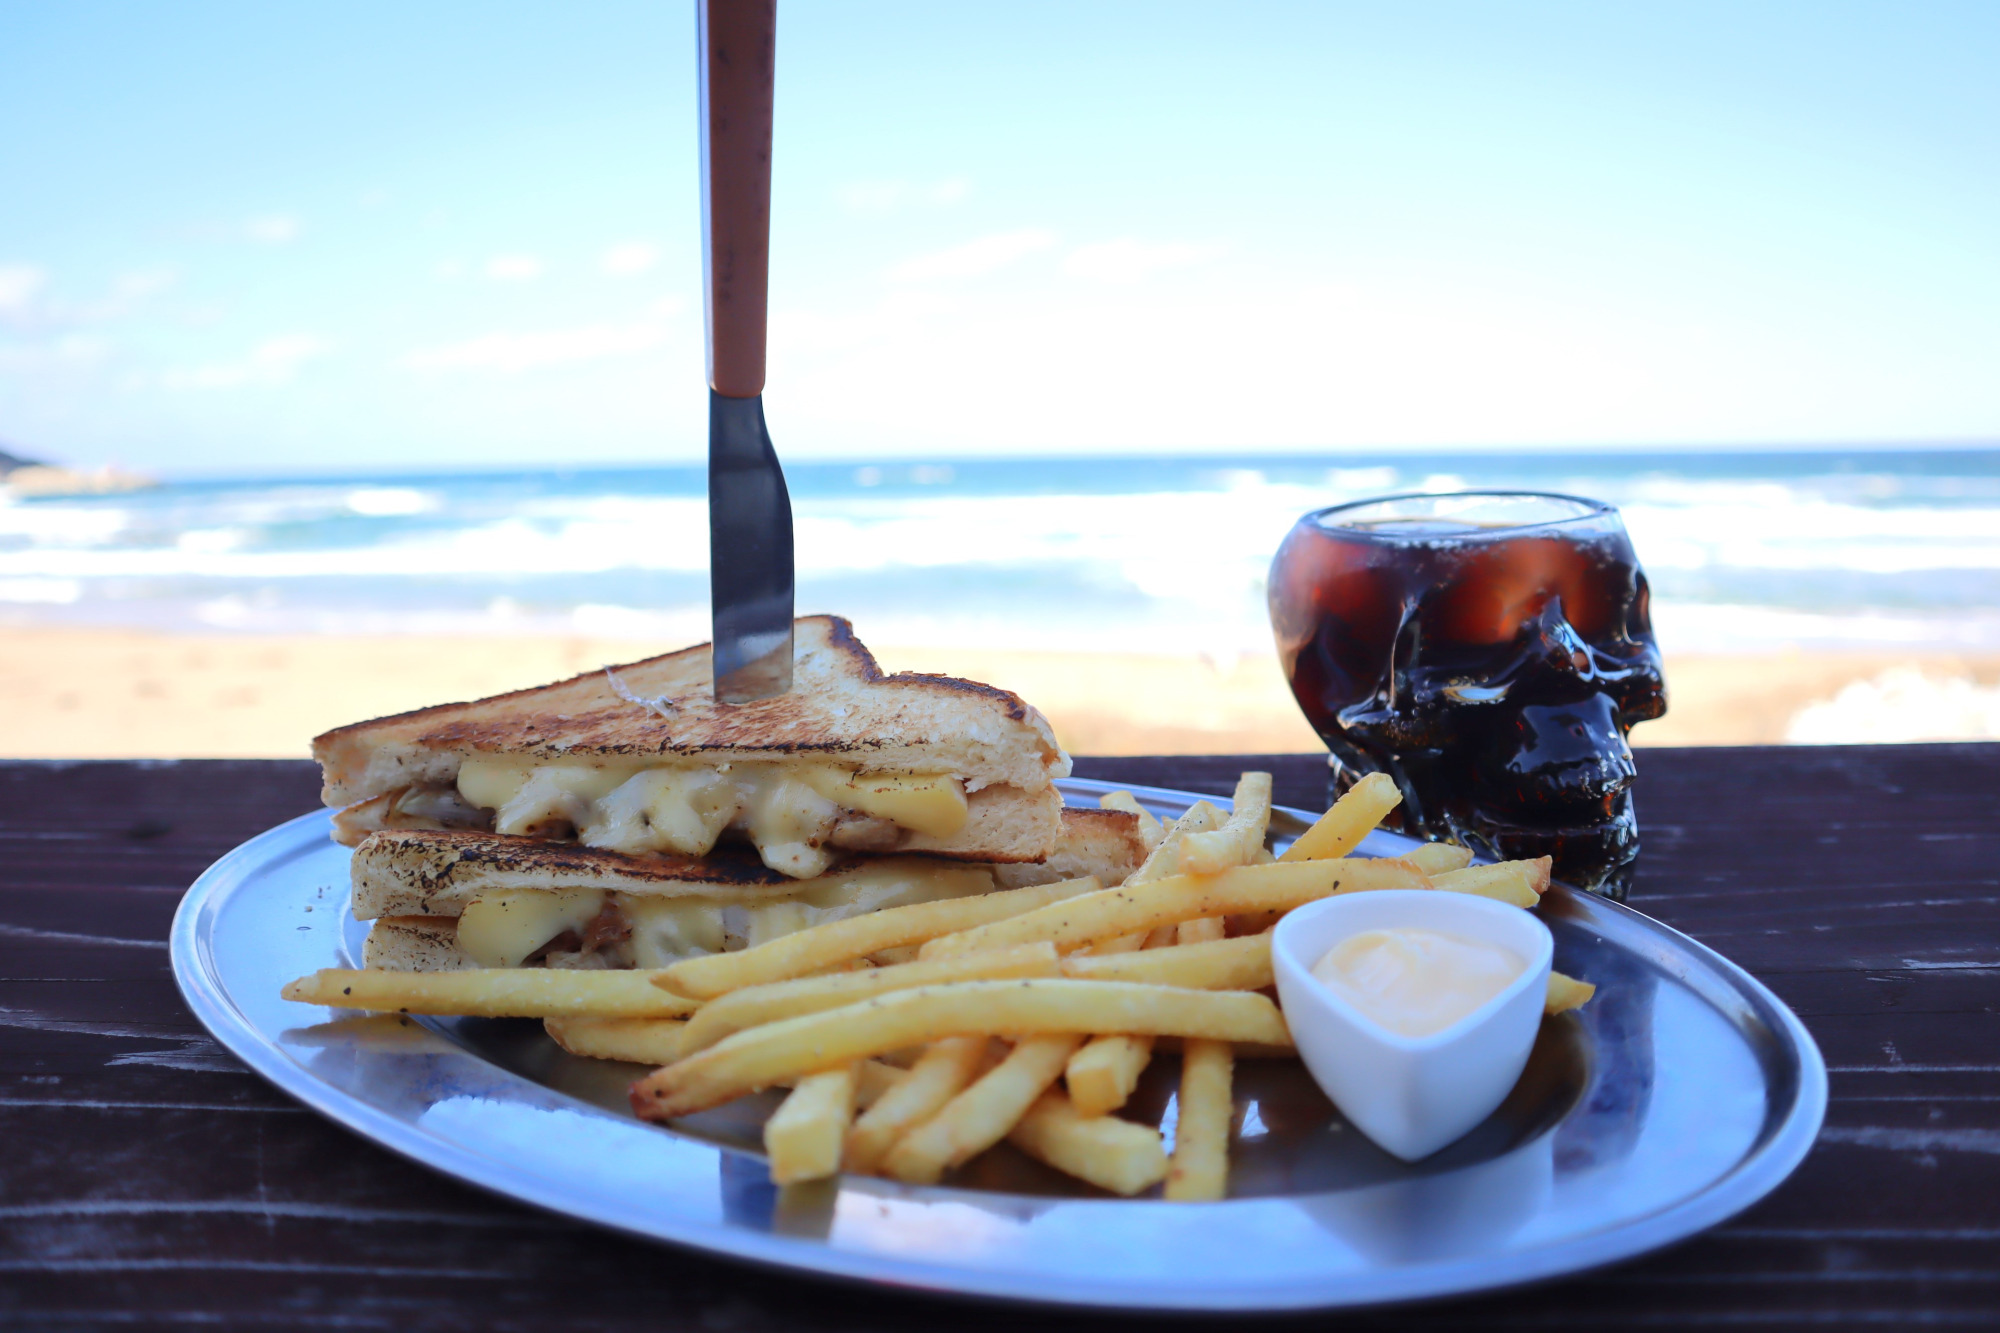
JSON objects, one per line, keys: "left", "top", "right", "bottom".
{"left": 1269, "top": 492, "right": 1667, "bottom": 898}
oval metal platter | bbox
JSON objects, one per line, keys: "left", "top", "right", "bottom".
{"left": 171, "top": 777, "right": 1826, "bottom": 1312}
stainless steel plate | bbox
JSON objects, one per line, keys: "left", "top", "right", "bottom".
{"left": 171, "top": 777, "right": 1826, "bottom": 1312}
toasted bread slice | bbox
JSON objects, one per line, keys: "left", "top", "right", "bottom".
{"left": 993, "top": 807, "right": 1149, "bottom": 891}
{"left": 363, "top": 917, "right": 478, "bottom": 972}
{"left": 315, "top": 615, "right": 1067, "bottom": 805}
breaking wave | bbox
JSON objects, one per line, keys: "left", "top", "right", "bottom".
{"left": 3, "top": 450, "right": 1997, "bottom": 655}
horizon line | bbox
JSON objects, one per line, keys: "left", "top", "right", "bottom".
{"left": 96, "top": 437, "right": 1999, "bottom": 485}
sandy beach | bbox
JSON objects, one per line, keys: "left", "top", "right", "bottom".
{"left": 3, "top": 625, "right": 1996, "bottom": 759}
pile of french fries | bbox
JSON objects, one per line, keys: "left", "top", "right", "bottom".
{"left": 284, "top": 772, "right": 1595, "bottom": 1199}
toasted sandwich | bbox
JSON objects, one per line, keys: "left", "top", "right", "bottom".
{"left": 314, "top": 616, "right": 1071, "bottom": 880}
{"left": 351, "top": 809, "right": 1149, "bottom": 972}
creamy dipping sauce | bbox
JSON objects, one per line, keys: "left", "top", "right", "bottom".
{"left": 1311, "top": 928, "right": 1526, "bottom": 1038}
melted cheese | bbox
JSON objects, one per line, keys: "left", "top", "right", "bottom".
{"left": 800, "top": 768, "right": 968, "bottom": 837}
{"left": 453, "top": 756, "right": 970, "bottom": 878}
{"left": 464, "top": 760, "right": 640, "bottom": 838}
{"left": 456, "top": 888, "right": 606, "bottom": 968}
{"left": 622, "top": 896, "right": 729, "bottom": 968}
{"left": 581, "top": 768, "right": 737, "bottom": 858}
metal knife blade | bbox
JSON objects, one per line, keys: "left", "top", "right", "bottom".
{"left": 708, "top": 389, "right": 793, "bottom": 703}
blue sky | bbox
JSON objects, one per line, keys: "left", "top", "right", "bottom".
{"left": 2, "top": 1, "right": 1997, "bottom": 475}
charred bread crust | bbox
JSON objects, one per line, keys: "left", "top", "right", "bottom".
{"left": 313, "top": 615, "right": 1067, "bottom": 809}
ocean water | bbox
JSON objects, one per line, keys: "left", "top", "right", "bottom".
{"left": 3, "top": 450, "right": 1999, "bottom": 661}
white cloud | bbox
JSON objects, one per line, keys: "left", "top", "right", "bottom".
{"left": 0, "top": 579, "right": 83, "bottom": 605}
{"left": 601, "top": 242, "right": 659, "bottom": 276}
{"left": 485, "top": 254, "right": 544, "bottom": 281}
{"left": 161, "top": 334, "right": 329, "bottom": 390}
{"left": 887, "top": 229, "right": 1057, "bottom": 283}
{"left": 244, "top": 215, "right": 300, "bottom": 244}
{"left": 839, "top": 178, "right": 971, "bottom": 215}
{"left": 0, "top": 266, "right": 177, "bottom": 331}
{"left": 0, "top": 264, "right": 47, "bottom": 317}
{"left": 768, "top": 272, "right": 1747, "bottom": 455}
{"left": 1064, "top": 239, "right": 1218, "bottom": 283}
{"left": 400, "top": 322, "right": 663, "bottom": 374}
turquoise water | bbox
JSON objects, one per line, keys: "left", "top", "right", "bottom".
{"left": 3, "top": 449, "right": 1997, "bottom": 657}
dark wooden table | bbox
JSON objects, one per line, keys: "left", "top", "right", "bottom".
{"left": 4, "top": 747, "right": 1997, "bottom": 1330}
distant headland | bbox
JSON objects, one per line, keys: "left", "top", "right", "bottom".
{"left": 0, "top": 441, "right": 157, "bottom": 497}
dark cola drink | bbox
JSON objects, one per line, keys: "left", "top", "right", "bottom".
{"left": 1269, "top": 492, "right": 1666, "bottom": 898}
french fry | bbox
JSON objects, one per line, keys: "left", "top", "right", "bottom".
{"left": 1064, "top": 800, "right": 1225, "bottom": 970}
{"left": 1065, "top": 876, "right": 1230, "bottom": 1118}
{"left": 797, "top": 1059, "right": 906, "bottom": 1109}
{"left": 846, "top": 1036, "right": 992, "bottom": 1174}
{"left": 546, "top": 1018, "right": 904, "bottom": 1104}
{"left": 1177, "top": 772, "right": 1273, "bottom": 875}
{"left": 880, "top": 1034, "right": 1082, "bottom": 1185}
{"left": 1431, "top": 857, "right": 1551, "bottom": 908}
{"left": 1177, "top": 917, "right": 1227, "bottom": 945}
{"left": 851, "top": 1059, "right": 906, "bottom": 1108}
{"left": 631, "top": 980, "right": 1293, "bottom": 1119}
{"left": 1065, "top": 838, "right": 1255, "bottom": 1117}
{"left": 1122, "top": 800, "right": 1225, "bottom": 886}
{"left": 1009, "top": 1088, "right": 1170, "bottom": 1196}
{"left": 1099, "top": 791, "right": 1165, "bottom": 849}
{"left": 676, "top": 943, "right": 1061, "bottom": 1056}
{"left": 764, "top": 1065, "right": 859, "bottom": 1185}
{"left": 1066, "top": 1035, "right": 1154, "bottom": 1117}
{"left": 1399, "top": 842, "right": 1475, "bottom": 875}
{"left": 283, "top": 967, "right": 698, "bottom": 1019}
{"left": 922, "top": 859, "right": 1426, "bottom": 960}
{"left": 659, "top": 876, "right": 1101, "bottom": 999}
{"left": 1176, "top": 800, "right": 1227, "bottom": 836}
{"left": 1279, "top": 772, "right": 1403, "bottom": 863}
{"left": 545, "top": 1016, "right": 687, "bottom": 1064}
{"left": 1165, "top": 1039, "right": 1234, "bottom": 1202}
{"left": 1061, "top": 933, "right": 1273, "bottom": 992}
{"left": 1545, "top": 971, "right": 1596, "bottom": 1014}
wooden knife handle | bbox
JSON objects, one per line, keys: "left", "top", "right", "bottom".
{"left": 700, "top": 0, "right": 775, "bottom": 399}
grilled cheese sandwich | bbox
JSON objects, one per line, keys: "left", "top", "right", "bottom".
{"left": 315, "top": 616, "right": 1070, "bottom": 877}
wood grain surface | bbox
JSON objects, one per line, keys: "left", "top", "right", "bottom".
{"left": 2, "top": 748, "right": 1996, "bottom": 1330}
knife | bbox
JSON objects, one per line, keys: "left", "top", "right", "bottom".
{"left": 701, "top": 0, "right": 794, "bottom": 704}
